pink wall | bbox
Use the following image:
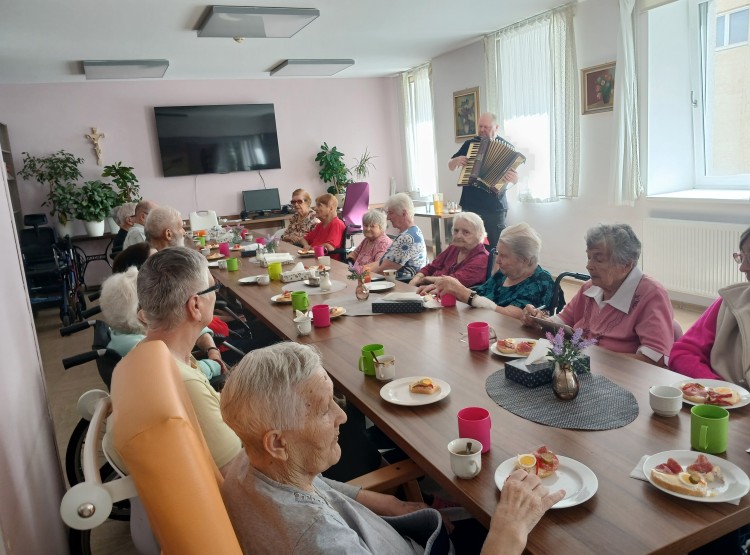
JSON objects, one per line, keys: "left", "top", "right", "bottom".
{"left": 0, "top": 77, "right": 405, "bottom": 232}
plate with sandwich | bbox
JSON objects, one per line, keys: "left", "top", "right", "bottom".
{"left": 271, "top": 291, "right": 293, "bottom": 303}
{"left": 670, "top": 379, "right": 750, "bottom": 409}
{"left": 643, "top": 450, "right": 750, "bottom": 503}
{"left": 491, "top": 338, "right": 538, "bottom": 358}
{"left": 379, "top": 377, "right": 451, "bottom": 406}
{"left": 494, "top": 446, "right": 598, "bottom": 509}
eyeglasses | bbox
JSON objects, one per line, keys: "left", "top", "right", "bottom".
{"left": 196, "top": 282, "right": 221, "bottom": 296}
{"left": 290, "top": 199, "right": 304, "bottom": 205}
{"left": 733, "top": 252, "right": 749, "bottom": 265}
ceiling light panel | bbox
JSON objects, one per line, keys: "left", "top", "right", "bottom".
{"left": 270, "top": 59, "right": 354, "bottom": 77}
{"left": 197, "top": 6, "right": 320, "bottom": 38}
{"left": 83, "top": 60, "right": 169, "bottom": 80}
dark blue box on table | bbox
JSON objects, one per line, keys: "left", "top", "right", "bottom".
{"left": 504, "top": 355, "right": 590, "bottom": 388}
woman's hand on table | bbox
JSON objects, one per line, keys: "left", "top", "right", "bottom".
{"left": 521, "top": 304, "right": 546, "bottom": 328}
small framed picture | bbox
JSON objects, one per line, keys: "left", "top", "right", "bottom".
{"left": 453, "top": 87, "right": 480, "bottom": 141}
{"left": 581, "top": 62, "right": 615, "bottom": 115}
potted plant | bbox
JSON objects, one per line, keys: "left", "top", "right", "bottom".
{"left": 73, "top": 180, "right": 118, "bottom": 237}
{"left": 102, "top": 161, "right": 140, "bottom": 232}
{"left": 350, "top": 148, "right": 376, "bottom": 182}
{"left": 18, "top": 149, "right": 84, "bottom": 236}
{"left": 315, "top": 143, "right": 350, "bottom": 203}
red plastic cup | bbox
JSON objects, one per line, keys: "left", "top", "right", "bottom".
{"left": 467, "top": 322, "right": 496, "bottom": 350}
{"left": 218, "top": 242, "right": 230, "bottom": 256}
{"left": 457, "top": 406, "right": 491, "bottom": 453}
{"left": 440, "top": 293, "right": 457, "bottom": 307}
{"left": 313, "top": 245, "right": 326, "bottom": 258}
{"left": 311, "top": 304, "right": 331, "bottom": 328}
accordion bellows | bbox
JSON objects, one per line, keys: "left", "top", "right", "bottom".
{"left": 458, "top": 137, "right": 526, "bottom": 194}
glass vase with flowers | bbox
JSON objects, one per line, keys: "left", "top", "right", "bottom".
{"left": 546, "top": 328, "right": 597, "bottom": 400}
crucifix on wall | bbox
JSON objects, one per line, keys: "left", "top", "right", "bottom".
{"left": 85, "top": 127, "right": 105, "bottom": 165}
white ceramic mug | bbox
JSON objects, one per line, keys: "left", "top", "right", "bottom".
{"left": 649, "top": 385, "right": 683, "bottom": 417}
{"left": 294, "top": 315, "right": 312, "bottom": 336}
{"left": 374, "top": 355, "right": 396, "bottom": 382}
{"left": 217, "top": 259, "right": 228, "bottom": 270}
{"left": 383, "top": 269, "right": 397, "bottom": 283}
{"left": 257, "top": 275, "right": 270, "bottom": 285}
{"left": 318, "top": 255, "right": 331, "bottom": 267}
{"left": 200, "top": 247, "right": 211, "bottom": 256}
{"left": 447, "top": 438, "right": 483, "bottom": 479}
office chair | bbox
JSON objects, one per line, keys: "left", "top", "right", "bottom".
{"left": 189, "top": 210, "right": 219, "bottom": 232}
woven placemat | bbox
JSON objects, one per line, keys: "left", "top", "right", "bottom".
{"left": 485, "top": 369, "right": 639, "bottom": 430}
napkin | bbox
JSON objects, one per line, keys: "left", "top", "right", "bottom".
{"left": 525, "top": 339, "right": 552, "bottom": 365}
{"left": 630, "top": 455, "right": 740, "bottom": 505}
{"left": 290, "top": 262, "right": 305, "bottom": 273}
{"left": 381, "top": 292, "right": 441, "bottom": 309}
{"left": 263, "top": 253, "right": 294, "bottom": 264}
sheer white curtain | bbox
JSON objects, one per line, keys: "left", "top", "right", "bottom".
{"left": 486, "top": 5, "right": 579, "bottom": 202}
{"left": 400, "top": 64, "right": 437, "bottom": 196}
{"left": 613, "top": 0, "right": 643, "bottom": 205}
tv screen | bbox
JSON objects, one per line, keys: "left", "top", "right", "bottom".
{"left": 154, "top": 104, "right": 281, "bottom": 177}
{"left": 242, "top": 188, "right": 281, "bottom": 215}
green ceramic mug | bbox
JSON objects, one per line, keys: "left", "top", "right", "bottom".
{"left": 358, "top": 344, "right": 384, "bottom": 377}
{"left": 690, "top": 404, "right": 729, "bottom": 454}
{"left": 291, "top": 291, "right": 310, "bottom": 315}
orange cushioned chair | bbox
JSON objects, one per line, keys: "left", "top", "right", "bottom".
{"left": 109, "top": 340, "right": 241, "bottom": 554}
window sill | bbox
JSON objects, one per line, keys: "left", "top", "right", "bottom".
{"left": 648, "top": 189, "right": 750, "bottom": 202}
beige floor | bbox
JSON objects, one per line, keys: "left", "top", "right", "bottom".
{"left": 38, "top": 282, "right": 705, "bottom": 554}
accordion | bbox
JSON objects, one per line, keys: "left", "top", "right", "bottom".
{"left": 457, "top": 137, "right": 526, "bottom": 195}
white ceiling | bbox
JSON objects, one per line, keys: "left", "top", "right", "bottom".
{"left": 0, "top": 0, "right": 568, "bottom": 85}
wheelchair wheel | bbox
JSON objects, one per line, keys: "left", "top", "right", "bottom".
{"left": 65, "top": 418, "right": 131, "bottom": 521}
{"left": 68, "top": 528, "right": 92, "bottom": 555}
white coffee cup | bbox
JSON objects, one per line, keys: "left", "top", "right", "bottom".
{"left": 257, "top": 275, "right": 270, "bottom": 285}
{"left": 217, "top": 259, "right": 228, "bottom": 270}
{"left": 383, "top": 269, "right": 397, "bottom": 283}
{"left": 649, "top": 385, "right": 683, "bottom": 417}
{"left": 201, "top": 247, "right": 211, "bottom": 256}
{"left": 447, "top": 438, "right": 483, "bottom": 479}
{"left": 294, "top": 315, "right": 312, "bottom": 336}
{"left": 318, "top": 255, "right": 331, "bottom": 267}
{"left": 374, "top": 354, "right": 396, "bottom": 382}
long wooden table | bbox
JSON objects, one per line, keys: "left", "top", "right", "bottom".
{"left": 213, "top": 243, "right": 750, "bottom": 554}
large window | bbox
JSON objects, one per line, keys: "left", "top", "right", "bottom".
{"left": 646, "top": 0, "right": 750, "bottom": 194}
{"left": 400, "top": 64, "right": 437, "bottom": 196}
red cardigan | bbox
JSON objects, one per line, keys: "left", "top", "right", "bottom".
{"left": 304, "top": 218, "right": 346, "bottom": 256}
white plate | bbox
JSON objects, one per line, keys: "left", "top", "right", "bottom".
{"left": 494, "top": 456, "right": 598, "bottom": 509}
{"left": 329, "top": 306, "right": 346, "bottom": 318}
{"left": 270, "top": 294, "right": 292, "bottom": 304}
{"left": 366, "top": 281, "right": 396, "bottom": 291}
{"left": 206, "top": 253, "right": 225, "bottom": 260}
{"left": 303, "top": 279, "right": 321, "bottom": 287}
{"left": 669, "top": 379, "right": 750, "bottom": 409}
{"left": 643, "top": 450, "right": 750, "bottom": 503}
{"left": 297, "top": 249, "right": 316, "bottom": 257}
{"left": 207, "top": 261, "right": 219, "bottom": 268}
{"left": 305, "top": 265, "right": 331, "bottom": 272}
{"left": 379, "top": 377, "right": 451, "bottom": 406}
{"left": 238, "top": 276, "right": 260, "bottom": 284}
{"left": 490, "top": 338, "right": 539, "bottom": 359}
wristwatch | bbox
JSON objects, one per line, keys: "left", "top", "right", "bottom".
{"left": 467, "top": 290, "right": 478, "bottom": 307}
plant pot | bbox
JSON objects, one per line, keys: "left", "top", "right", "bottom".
{"left": 106, "top": 216, "right": 120, "bottom": 234}
{"left": 335, "top": 193, "right": 346, "bottom": 206}
{"left": 551, "top": 362, "right": 580, "bottom": 400}
{"left": 83, "top": 220, "right": 105, "bottom": 237}
{"left": 55, "top": 220, "right": 75, "bottom": 239}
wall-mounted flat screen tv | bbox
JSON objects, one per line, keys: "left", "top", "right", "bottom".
{"left": 154, "top": 103, "right": 281, "bottom": 177}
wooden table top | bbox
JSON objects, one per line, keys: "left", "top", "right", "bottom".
{"left": 212, "top": 243, "right": 750, "bottom": 554}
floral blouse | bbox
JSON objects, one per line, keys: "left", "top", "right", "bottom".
{"left": 476, "top": 265, "right": 556, "bottom": 309}
{"left": 281, "top": 211, "right": 319, "bottom": 246}
{"left": 381, "top": 226, "right": 427, "bottom": 279}
{"left": 348, "top": 234, "right": 393, "bottom": 272}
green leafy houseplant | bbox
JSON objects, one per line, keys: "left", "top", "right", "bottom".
{"left": 102, "top": 161, "right": 141, "bottom": 205}
{"left": 47, "top": 183, "right": 78, "bottom": 224}
{"left": 350, "top": 148, "right": 376, "bottom": 181}
{"left": 18, "top": 150, "right": 84, "bottom": 224}
{"left": 315, "top": 143, "right": 350, "bottom": 195}
{"left": 73, "top": 180, "right": 118, "bottom": 222}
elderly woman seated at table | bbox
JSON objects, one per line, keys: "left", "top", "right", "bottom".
{"left": 409, "top": 211, "right": 488, "bottom": 288}
{"left": 420, "top": 223, "right": 556, "bottom": 319}
{"left": 368, "top": 193, "right": 427, "bottom": 280}
{"left": 669, "top": 226, "right": 750, "bottom": 384}
{"left": 346, "top": 209, "right": 393, "bottom": 273}
{"left": 300, "top": 193, "right": 346, "bottom": 256}
{"left": 219, "top": 342, "right": 563, "bottom": 554}
{"left": 523, "top": 223, "right": 674, "bottom": 366}
{"left": 281, "top": 188, "right": 319, "bottom": 246}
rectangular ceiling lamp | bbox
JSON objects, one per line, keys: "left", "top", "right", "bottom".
{"left": 270, "top": 59, "right": 354, "bottom": 77}
{"left": 83, "top": 60, "right": 169, "bottom": 80}
{"left": 197, "top": 6, "right": 319, "bottom": 38}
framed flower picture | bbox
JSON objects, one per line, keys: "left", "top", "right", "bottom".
{"left": 453, "top": 87, "right": 480, "bottom": 141}
{"left": 581, "top": 62, "right": 615, "bottom": 115}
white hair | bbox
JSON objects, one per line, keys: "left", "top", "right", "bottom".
{"left": 144, "top": 206, "right": 181, "bottom": 242}
{"left": 453, "top": 212, "right": 486, "bottom": 244}
{"left": 100, "top": 266, "right": 145, "bottom": 335}
{"left": 498, "top": 223, "right": 542, "bottom": 265}
{"left": 114, "top": 202, "right": 136, "bottom": 226}
{"left": 384, "top": 193, "right": 415, "bottom": 218}
{"left": 362, "top": 209, "right": 387, "bottom": 229}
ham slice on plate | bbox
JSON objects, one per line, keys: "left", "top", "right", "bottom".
{"left": 687, "top": 454, "right": 714, "bottom": 474}
{"left": 654, "top": 458, "right": 683, "bottom": 475}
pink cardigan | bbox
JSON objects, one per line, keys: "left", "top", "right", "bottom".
{"left": 668, "top": 299, "right": 723, "bottom": 379}
{"left": 418, "top": 244, "right": 488, "bottom": 287}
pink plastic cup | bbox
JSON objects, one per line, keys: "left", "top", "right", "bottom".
{"left": 256, "top": 237, "right": 266, "bottom": 245}
{"left": 218, "top": 242, "right": 230, "bottom": 256}
{"left": 313, "top": 245, "right": 326, "bottom": 258}
{"left": 440, "top": 293, "right": 457, "bottom": 307}
{"left": 467, "top": 322, "right": 496, "bottom": 351}
{"left": 457, "top": 406, "right": 491, "bottom": 453}
{"left": 311, "top": 304, "right": 331, "bottom": 328}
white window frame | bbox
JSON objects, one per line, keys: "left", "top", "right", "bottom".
{"left": 715, "top": 6, "right": 749, "bottom": 49}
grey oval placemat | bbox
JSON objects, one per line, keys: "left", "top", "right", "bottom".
{"left": 485, "top": 369, "right": 639, "bottom": 430}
